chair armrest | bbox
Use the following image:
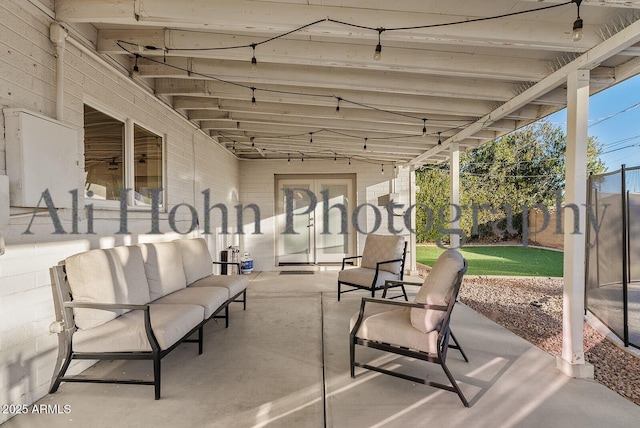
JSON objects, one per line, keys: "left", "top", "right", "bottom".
{"left": 351, "top": 297, "right": 448, "bottom": 336}
{"left": 361, "top": 297, "right": 448, "bottom": 312}
{"left": 375, "top": 258, "right": 403, "bottom": 270}
{"left": 212, "top": 261, "right": 241, "bottom": 274}
{"left": 384, "top": 279, "right": 423, "bottom": 287}
{"left": 63, "top": 302, "right": 149, "bottom": 312}
{"left": 341, "top": 255, "right": 362, "bottom": 270}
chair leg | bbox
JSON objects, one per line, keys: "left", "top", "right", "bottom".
{"left": 349, "top": 337, "right": 356, "bottom": 378}
{"left": 225, "top": 305, "right": 229, "bottom": 328}
{"left": 153, "top": 355, "right": 161, "bottom": 400}
{"left": 449, "top": 331, "right": 469, "bottom": 362}
{"left": 198, "top": 326, "right": 204, "bottom": 355}
{"left": 401, "top": 284, "right": 408, "bottom": 301}
{"left": 242, "top": 290, "right": 247, "bottom": 310}
{"left": 440, "top": 360, "right": 469, "bottom": 407}
{"left": 337, "top": 282, "right": 341, "bottom": 301}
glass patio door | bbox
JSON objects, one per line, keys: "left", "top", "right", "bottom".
{"left": 276, "top": 176, "right": 354, "bottom": 265}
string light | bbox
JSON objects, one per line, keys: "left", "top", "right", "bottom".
{"left": 250, "top": 136, "right": 255, "bottom": 147}
{"left": 572, "top": 0, "right": 584, "bottom": 42}
{"left": 363, "top": 137, "right": 368, "bottom": 150}
{"left": 373, "top": 28, "right": 384, "bottom": 61}
{"left": 422, "top": 118, "right": 427, "bottom": 137}
{"left": 381, "top": 164, "right": 384, "bottom": 174}
{"left": 348, "top": 158, "right": 351, "bottom": 165}
{"left": 437, "top": 132, "right": 442, "bottom": 145}
{"left": 132, "top": 53, "right": 140, "bottom": 76}
{"left": 251, "top": 87, "right": 256, "bottom": 107}
{"left": 309, "top": 132, "right": 314, "bottom": 143}
{"left": 288, "top": 153, "right": 291, "bottom": 163}
{"left": 334, "top": 153, "right": 337, "bottom": 161}
{"left": 336, "top": 97, "right": 341, "bottom": 114}
{"left": 251, "top": 43, "right": 258, "bottom": 71}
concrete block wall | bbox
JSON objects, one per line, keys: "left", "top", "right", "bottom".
{"left": 0, "top": 1, "right": 240, "bottom": 422}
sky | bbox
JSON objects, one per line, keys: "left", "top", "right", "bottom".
{"left": 546, "top": 73, "right": 640, "bottom": 172}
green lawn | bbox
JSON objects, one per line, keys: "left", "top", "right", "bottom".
{"left": 416, "top": 245, "right": 564, "bottom": 277}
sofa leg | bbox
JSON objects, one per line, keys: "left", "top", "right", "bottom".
{"left": 337, "top": 282, "right": 341, "bottom": 301}
{"left": 225, "top": 305, "right": 229, "bottom": 328}
{"left": 242, "top": 290, "right": 247, "bottom": 310}
{"left": 198, "top": 326, "right": 204, "bottom": 355}
{"left": 154, "top": 356, "right": 161, "bottom": 400}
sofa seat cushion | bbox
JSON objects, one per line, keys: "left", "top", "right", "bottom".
{"left": 189, "top": 274, "right": 248, "bottom": 298}
{"left": 338, "top": 267, "right": 399, "bottom": 289}
{"left": 153, "top": 287, "right": 229, "bottom": 318}
{"left": 411, "top": 249, "right": 465, "bottom": 334}
{"left": 73, "top": 304, "right": 204, "bottom": 353}
{"left": 350, "top": 308, "right": 438, "bottom": 355}
{"left": 173, "top": 238, "right": 213, "bottom": 284}
{"left": 65, "top": 246, "right": 151, "bottom": 330}
{"left": 361, "top": 234, "right": 405, "bottom": 274}
{"left": 138, "top": 242, "right": 187, "bottom": 300}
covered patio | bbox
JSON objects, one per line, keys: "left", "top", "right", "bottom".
{"left": 3, "top": 271, "right": 640, "bottom": 427}
{"left": 2, "top": 0, "right": 640, "bottom": 425}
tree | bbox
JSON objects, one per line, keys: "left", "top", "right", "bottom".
{"left": 415, "top": 120, "right": 607, "bottom": 243}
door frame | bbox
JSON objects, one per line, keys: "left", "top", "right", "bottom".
{"left": 275, "top": 174, "right": 356, "bottom": 265}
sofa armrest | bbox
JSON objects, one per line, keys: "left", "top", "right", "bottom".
{"left": 63, "top": 302, "right": 149, "bottom": 312}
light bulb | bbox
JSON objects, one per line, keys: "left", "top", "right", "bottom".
{"left": 373, "top": 43, "right": 382, "bottom": 61}
{"left": 572, "top": 17, "right": 583, "bottom": 42}
{"left": 422, "top": 119, "right": 427, "bottom": 137}
{"left": 251, "top": 56, "right": 257, "bottom": 71}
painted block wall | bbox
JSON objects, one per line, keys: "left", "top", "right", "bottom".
{"left": 0, "top": 1, "right": 240, "bottom": 421}
{"left": 239, "top": 159, "right": 413, "bottom": 271}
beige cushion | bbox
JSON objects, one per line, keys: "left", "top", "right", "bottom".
{"left": 73, "top": 303, "right": 204, "bottom": 352}
{"left": 410, "top": 249, "right": 465, "bottom": 334}
{"left": 173, "top": 238, "right": 213, "bottom": 284}
{"left": 338, "top": 267, "right": 400, "bottom": 288}
{"left": 350, "top": 308, "right": 439, "bottom": 354}
{"left": 361, "top": 235, "right": 405, "bottom": 274}
{"left": 138, "top": 242, "right": 187, "bottom": 300}
{"left": 153, "top": 287, "right": 229, "bottom": 318}
{"left": 190, "top": 274, "right": 248, "bottom": 298}
{"left": 65, "top": 246, "right": 151, "bottom": 330}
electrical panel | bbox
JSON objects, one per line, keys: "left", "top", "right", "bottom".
{"left": 3, "top": 109, "right": 80, "bottom": 208}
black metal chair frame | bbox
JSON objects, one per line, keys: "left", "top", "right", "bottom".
{"left": 349, "top": 262, "right": 470, "bottom": 407}
{"left": 48, "top": 261, "right": 246, "bottom": 400}
{"left": 338, "top": 241, "right": 408, "bottom": 301}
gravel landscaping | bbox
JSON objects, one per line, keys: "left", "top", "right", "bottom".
{"left": 418, "top": 265, "right": 640, "bottom": 406}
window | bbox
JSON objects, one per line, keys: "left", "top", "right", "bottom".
{"left": 84, "top": 104, "right": 164, "bottom": 207}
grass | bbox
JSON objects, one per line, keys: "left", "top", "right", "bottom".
{"left": 416, "top": 245, "right": 564, "bottom": 277}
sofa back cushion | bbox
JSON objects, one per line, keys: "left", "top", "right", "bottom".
{"left": 173, "top": 238, "right": 213, "bottom": 284}
{"left": 65, "top": 246, "right": 151, "bottom": 330}
{"left": 138, "top": 242, "right": 187, "bottom": 300}
{"left": 410, "top": 249, "right": 465, "bottom": 334}
{"left": 361, "top": 234, "right": 405, "bottom": 274}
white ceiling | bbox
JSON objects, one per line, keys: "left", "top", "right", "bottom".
{"left": 56, "top": 0, "right": 640, "bottom": 167}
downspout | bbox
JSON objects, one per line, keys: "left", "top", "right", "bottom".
{"left": 50, "top": 23, "right": 68, "bottom": 122}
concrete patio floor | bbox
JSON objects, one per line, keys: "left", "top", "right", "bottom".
{"left": 4, "top": 270, "right": 640, "bottom": 428}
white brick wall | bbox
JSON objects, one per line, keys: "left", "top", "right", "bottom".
{"left": 0, "top": 1, "right": 240, "bottom": 421}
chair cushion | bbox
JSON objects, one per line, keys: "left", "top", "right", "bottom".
{"left": 138, "top": 242, "right": 188, "bottom": 300}
{"left": 65, "top": 246, "right": 151, "bottom": 330}
{"left": 361, "top": 235, "right": 405, "bottom": 274}
{"left": 173, "top": 238, "right": 213, "bottom": 284}
{"left": 350, "top": 308, "right": 439, "bottom": 354}
{"left": 411, "top": 249, "right": 465, "bottom": 334}
{"left": 338, "top": 267, "right": 400, "bottom": 289}
{"left": 73, "top": 303, "right": 204, "bottom": 352}
{"left": 153, "top": 287, "right": 229, "bottom": 318}
{"left": 190, "top": 274, "right": 249, "bottom": 298}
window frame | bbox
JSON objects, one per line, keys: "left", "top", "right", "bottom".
{"left": 83, "top": 98, "right": 166, "bottom": 211}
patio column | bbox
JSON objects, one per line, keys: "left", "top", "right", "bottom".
{"left": 409, "top": 166, "right": 418, "bottom": 274}
{"left": 450, "top": 142, "right": 460, "bottom": 248}
{"left": 556, "top": 69, "right": 594, "bottom": 378}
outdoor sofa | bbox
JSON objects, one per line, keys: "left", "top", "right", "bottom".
{"left": 48, "top": 238, "right": 248, "bottom": 399}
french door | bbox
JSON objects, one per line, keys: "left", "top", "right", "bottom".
{"left": 276, "top": 175, "right": 355, "bottom": 265}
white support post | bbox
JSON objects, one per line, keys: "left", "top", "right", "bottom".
{"left": 556, "top": 70, "right": 594, "bottom": 378}
{"left": 450, "top": 142, "right": 460, "bottom": 248}
{"left": 409, "top": 166, "right": 418, "bottom": 274}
